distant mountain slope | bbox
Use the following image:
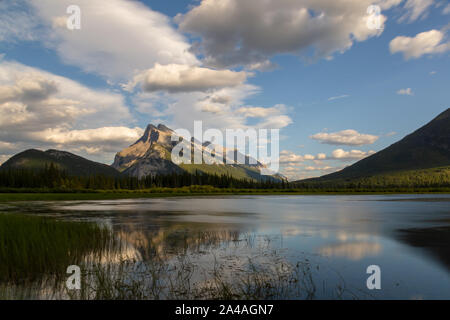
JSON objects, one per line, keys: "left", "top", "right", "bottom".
{"left": 113, "top": 124, "right": 282, "bottom": 181}
{"left": 0, "top": 149, "right": 120, "bottom": 177}
{"left": 300, "top": 108, "right": 450, "bottom": 182}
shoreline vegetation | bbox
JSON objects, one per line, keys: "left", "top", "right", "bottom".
{"left": 0, "top": 214, "right": 113, "bottom": 284}
{"left": 0, "top": 186, "right": 449, "bottom": 202}
{"left": 0, "top": 213, "right": 360, "bottom": 300}
{"left": 0, "top": 165, "right": 449, "bottom": 201}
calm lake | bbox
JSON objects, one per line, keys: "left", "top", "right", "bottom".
{"left": 2, "top": 194, "right": 450, "bottom": 299}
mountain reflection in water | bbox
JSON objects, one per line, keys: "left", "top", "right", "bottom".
{"left": 1, "top": 195, "right": 449, "bottom": 299}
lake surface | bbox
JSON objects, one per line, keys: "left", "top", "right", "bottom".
{"left": 2, "top": 194, "right": 450, "bottom": 299}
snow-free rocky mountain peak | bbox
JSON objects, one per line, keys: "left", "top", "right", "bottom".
{"left": 112, "top": 124, "right": 277, "bottom": 180}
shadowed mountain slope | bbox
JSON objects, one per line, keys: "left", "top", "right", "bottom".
{"left": 0, "top": 149, "right": 120, "bottom": 177}
{"left": 299, "top": 108, "right": 450, "bottom": 183}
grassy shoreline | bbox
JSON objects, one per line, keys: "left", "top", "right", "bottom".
{"left": 0, "top": 187, "right": 449, "bottom": 202}
{"left": 0, "top": 215, "right": 336, "bottom": 300}
{"left": 0, "top": 213, "right": 113, "bottom": 284}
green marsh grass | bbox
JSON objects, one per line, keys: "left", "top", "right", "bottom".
{"left": 0, "top": 213, "right": 113, "bottom": 283}
{"left": 1, "top": 221, "right": 364, "bottom": 300}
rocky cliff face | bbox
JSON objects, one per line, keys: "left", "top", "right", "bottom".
{"left": 112, "top": 123, "right": 276, "bottom": 179}
{"left": 112, "top": 125, "right": 171, "bottom": 170}
{"left": 112, "top": 124, "right": 181, "bottom": 178}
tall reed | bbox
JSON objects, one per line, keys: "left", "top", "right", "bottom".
{"left": 0, "top": 213, "right": 113, "bottom": 283}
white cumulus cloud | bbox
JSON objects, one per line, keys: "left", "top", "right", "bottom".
{"left": 176, "top": 0, "right": 394, "bottom": 68}
{"left": 0, "top": 60, "right": 139, "bottom": 163}
{"left": 390, "top": 29, "right": 450, "bottom": 60}
{"left": 279, "top": 147, "right": 375, "bottom": 180}
{"left": 310, "top": 130, "right": 379, "bottom": 146}
{"left": 127, "top": 64, "right": 248, "bottom": 93}
{"left": 280, "top": 150, "right": 307, "bottom": 164}
{"left": 236, "top": 105, "right": 288, "bottom": 118}
{"left": 22, "top": 0, "right": 198, "bottom": 80}
{"left": 35, "top": 127, "right": 143, "bottom": 146}
{"left": 331, "top": 149, "right": 376, "bottom": 160}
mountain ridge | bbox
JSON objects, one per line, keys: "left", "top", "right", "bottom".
{"left": 0, "top": 149, "right": 120, "bottom": 177}
{"left": 113, "top": 123, "right": 281, "bottom": 181}
{"left": 299, "top": 108, "right": 450, "bottom": 183}
{"left": 1, "top": 123, "right": 283, "bottom": 182}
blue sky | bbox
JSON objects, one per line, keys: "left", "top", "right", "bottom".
{"left": 0, "top": 0, "right": 449, "bottom": 179}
